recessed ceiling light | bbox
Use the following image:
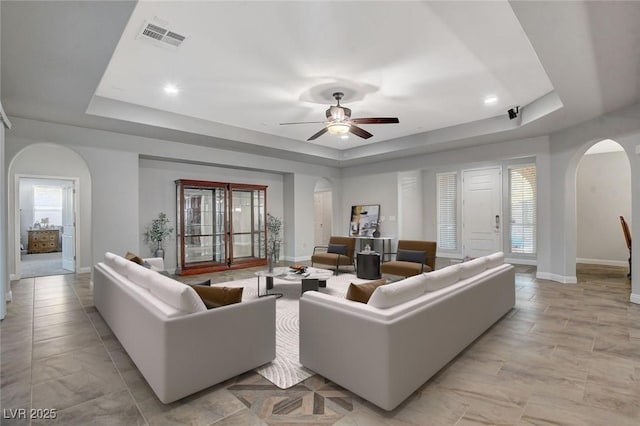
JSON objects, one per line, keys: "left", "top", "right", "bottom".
{"left": 341, "top": 134, "right": 349, "bottom": 140}
{"left": 164, "top": 84, "right": 179, "bottom": 95}
{"left": 484, "top": 96, "right": 498, "bottom": 105}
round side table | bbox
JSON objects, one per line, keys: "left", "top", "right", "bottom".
{"left": 356, "top": 252, "right": 381, "bottom": 279}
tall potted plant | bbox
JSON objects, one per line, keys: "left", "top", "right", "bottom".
{"left": 143, "top": 212, "right": 174, "bottom": 259}
{"left": 266, "top": 213, "right": 282, "bottom": 270}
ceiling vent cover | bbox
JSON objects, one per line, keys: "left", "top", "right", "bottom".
{"left": 138, "top": 20, "right": 186, "bottom": 49}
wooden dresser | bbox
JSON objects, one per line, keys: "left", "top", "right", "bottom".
{"left": 27, "top": 229, "right": 60, "bottom": 254}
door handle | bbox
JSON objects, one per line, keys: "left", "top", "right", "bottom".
{"left": 495, "top": 215, "right": 500, "bottom": 231}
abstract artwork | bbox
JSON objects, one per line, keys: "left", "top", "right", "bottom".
{"left": 349, "top": 205, "right": 380, "bottom": 237}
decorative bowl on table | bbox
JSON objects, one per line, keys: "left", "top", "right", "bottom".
{"left": 290, "top": 265, "right": 308, "bottom": 274}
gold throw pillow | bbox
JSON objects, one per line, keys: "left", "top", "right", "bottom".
{"left": 192, "top": 286, "right": 243, "bottom": 309}
{"left": 346, "top": 278, "right": 386, "bottom": 304}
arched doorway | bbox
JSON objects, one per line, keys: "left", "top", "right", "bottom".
{"left": 314, "top": 178, "right": 333, "bottom": 246}
{"left": 8, "top": 143, "right": 92, "bottom": 280}
{"left": 575, "top": 139, "right": 631, "bottom": 274}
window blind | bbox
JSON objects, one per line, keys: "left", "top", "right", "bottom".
{"left": 437, "top": 172, "right": 457, "bottom": 250}
{"left": 33, "top": 185, "right": 63, "bottom": 226}
{"left": 509, "top": 166, "right": 536, "bottom": 254}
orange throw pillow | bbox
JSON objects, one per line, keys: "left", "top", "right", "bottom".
{"left": 346, "top": 278, "right": 386, "bottom": 304}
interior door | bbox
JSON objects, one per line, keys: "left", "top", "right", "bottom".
{"left": 314, "top": 191, "right": 332, "bottom": 246}
{"left": 462, "top": 168, "right": 502, "bottom": 258}
{"left": 61, "top": 183, "right": 75, "bottom": 271}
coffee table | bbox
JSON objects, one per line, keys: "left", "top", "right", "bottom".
{"left": 254, "top": 267, "right": 333, "bottom": 297}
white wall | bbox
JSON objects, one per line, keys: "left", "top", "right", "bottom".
{"left": 5, "top": 118, "right": 340, "bottom": 272}
{"left": 577, "top": 151, "right": 631, "bottom": 265}
{"left": 341, "top": 172, "right": 398, "bottom": 238}
{"left": 1, "top": 122, "right": 6, "bottom": 319}
{"left": 139, "top": 158, "right": 284, "bottom": 271}
{"left": 8, "top": 144, "right": 92, "bottom": 276}
{"left": 546, "top": 101, "right": 640, "bottom": 301}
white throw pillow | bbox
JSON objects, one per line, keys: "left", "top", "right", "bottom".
{"left": 424, "top": 265, "right": 460, "bottom": 291}
{"left": 112, "top": 255, "right": 131, "bottom": 277}
{"left": 104, "top": 252, "right": 118, "bottom": 269}
{"left": 148, "top": 273, "right": 207, "bottom": 313}
{"left": 125, "top": 261, "right": 154, "bottom": 290}
{"left": 485, "top": 251, "right": 505, "bottom": 269}
{"left": 368, "top": 273, "right": 428, "bottom": 308}
{"left": 458, "top": 257, "right": 489, "bottom": 279}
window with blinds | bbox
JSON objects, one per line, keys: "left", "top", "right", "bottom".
{"left": 33, "top": 185, "right": 63, "bottom": 226}
{"left": 509, "top": 165, "right": 536, "bottom": 254}
{"left": 437, "top": 172, "right": 457, "bottom": 250}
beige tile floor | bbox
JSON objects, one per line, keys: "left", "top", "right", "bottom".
{"left": 1, "top": 263, "right": 639, "bottom": 425}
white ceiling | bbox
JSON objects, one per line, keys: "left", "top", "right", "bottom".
{"left": 94, "top": 1, "right": 553, "bottom": 150}
{"left": 3, "top": 1, "right": 640, "bottom": 167}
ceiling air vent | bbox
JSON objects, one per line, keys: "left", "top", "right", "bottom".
{"left": 138, "top": 21, "right": 186, "bottom": 49}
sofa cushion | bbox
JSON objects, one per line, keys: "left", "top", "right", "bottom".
{"left": 346, "top": 279, "right": 386, "bottom": 304}
{"left": 459, "top": 257, "right": 489, "bottom": 279}
{"left": 367, "top": 273, "right": 427, "bottom": 308}
{"left": 112, "top": 255, "right": 131, "bottom": 277}
{"left": 148, "top": 273, "right": 207, "bottom": 313}
{"left": 312, "top": 252, "right": 353, "bottom": 266}
{"left": 396, "top": 249, "right": 426, "bottom": 264}
{"left": 125, "top": 251, "right": 151, "bottom": 269}
{"left": 424, "top": 265, "right": 460, "bottom": 291}
{"left": 327, "top": 243, "right": 348, "bottom": 256}
{"left": 104, "top": 252, "right": 118, "bottom": 269}
{"left": 125, "top": 261, "right": 155, "bottom": 290}
{"left": 485, "top": 252, "right": 504, "bottom": 269}
{"left": 192, "top": 286, "right": 243, "bottom": 309}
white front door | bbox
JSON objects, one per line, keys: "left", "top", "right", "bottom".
{"left": 462, "top": 168, "right": 502, "bottom": 258}
{"left": 61, "top": 184, "right": 75, "bottom": 272}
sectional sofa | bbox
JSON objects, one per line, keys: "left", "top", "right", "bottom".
{"left": 299, "top": 252, "right": 514, "bottom": 410}
{"left": 93, "top": 252, "right": 276, "bottom": 403}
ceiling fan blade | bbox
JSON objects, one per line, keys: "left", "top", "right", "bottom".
{"left": 307, "top": 127, "right": 328, "bottom": 141}
{"left": 351, "top": 117, "right": 399, "bottom": 124}
{"left": 280, "top": 121, "right": 326, "bottom": 125}
{"left": 349, "top": 125, "right": 374, "bottom": 139}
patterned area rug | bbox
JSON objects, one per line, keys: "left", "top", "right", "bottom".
{"left": 215, "top": 272, "right": 371, "bottom": 389}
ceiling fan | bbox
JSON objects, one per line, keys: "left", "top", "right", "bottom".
{"left": 280, "top": 92, "right": 399, "bottom": 141}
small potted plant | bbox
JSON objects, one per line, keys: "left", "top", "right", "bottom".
{"left": 143, "top": 212, "right": 174, "bottom": 259}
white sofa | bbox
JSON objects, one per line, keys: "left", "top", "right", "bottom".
{"left": 299, "top": 252, "right": 514, "bottom": 411}
{"left": 93, "top": 252, "right": 276, "bottom": 403}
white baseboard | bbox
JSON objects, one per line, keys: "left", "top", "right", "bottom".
{"left": 630, "top": 293, "right": 640, "bottom": 305}
{"left": 505, "top": 257, "right": 537, "bottom": 266}
{"left": 436, "top": 252, "right": 462, "bottom": 259}
{"left": 576, "top": 258, "right": 628, "bottom": 267}
{"left": 78, "top": 267, "right": 91, "bottom": 274}
{"left": 284, "top": 256, "right": 311, "bottom": 262}
{"left": 536, "top": 272, "right": 577, "bottom": 284}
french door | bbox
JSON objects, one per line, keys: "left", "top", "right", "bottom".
{"left": 175, "top": 180, "right": 267, "bottom": 275}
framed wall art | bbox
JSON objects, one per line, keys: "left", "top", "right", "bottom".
{"left": 349, "top": 204, "right": 380, "bottom": 237}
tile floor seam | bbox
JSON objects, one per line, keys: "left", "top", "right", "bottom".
{"left": 29, "top": 277, "right": 35, "bottom": 426}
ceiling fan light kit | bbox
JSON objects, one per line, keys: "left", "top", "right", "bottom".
{"left": 327, "top": 122, "right": 350, "bottom": 135}
{"left": 281, "top": 91, "right": 399, "bottom": 141}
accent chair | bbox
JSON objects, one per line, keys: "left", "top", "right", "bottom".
{"left": 380, "top": 240, "right": 437, "bottom": 277}
{"left": 311, "top": 236, "right": 356, "bottom": 275}
{"left": 620, "top": 216, "right": 632, "bottom": 279}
